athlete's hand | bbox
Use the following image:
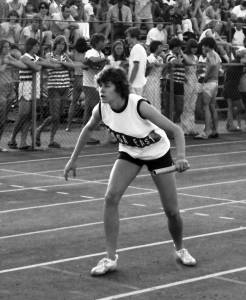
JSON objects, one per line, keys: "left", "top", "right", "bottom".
{"left": 175, "top": 158, "right": 190, "bottom": 173}
{"left": 64, "top": 159, "right": 77, "bottom": 181}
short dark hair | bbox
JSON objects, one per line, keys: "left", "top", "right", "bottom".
{"left": 200, "top": 37, "right": 217, "bottom": 50}
{"left": 149, "top": 40, "right": 163, "bottom": 53}
{"left": 155, "top": 17, "right": 164, "bottom": 24}
{"left": 125, "top": 27, "right": 141, "bottom": 40}
{"left": 168, "top": 38, "right": 183, "bottom": 50}
{"left": 74, "top": 37, "right": 89, "bottom": 53}
{"left": 90, "top": 33, "right": 105, "bottom": 48}
{"left": 96, "top": 67, "right": 130, "bottom": 100}
{"left": 7, "top": 10, "right": 19, "bottom": 22}
{"left": 0, "top": 39, "right": 10, "bottom": 55}
{"left": 185, "top": 39, "right": 198, "bottom": 54}
{"left": 25, "top": 38, "right": 39, "bottom": 53}
{"left": 39, "top": 1, "right": 49, "bottom": 10}
{"left": 61, "top": 4, "right": 71, "bottom": 12}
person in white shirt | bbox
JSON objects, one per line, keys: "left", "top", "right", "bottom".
{"left": 126, "top": 27, "right": 147, "bottom": 96}
{"left": 232, "top": 18, "right": 246, "bottom": 48}
{"left": 231, "top": 0, "right": 246, "bottom": 21}
{"left": 146, "top": 17, "right": 168, "bottom": 47}
{"left": 83, "top": 33, "right": 108, "bottom": 144}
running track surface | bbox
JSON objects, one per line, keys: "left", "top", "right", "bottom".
{"left": 0, "top": 133, "right": 246, "bottom": 300}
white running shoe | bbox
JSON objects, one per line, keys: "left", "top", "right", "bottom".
{"left": 90, "top": 255, "right": 118, "bottom": 276}
{"left": 176, "top": 248, "right": 197, "bottom": 266}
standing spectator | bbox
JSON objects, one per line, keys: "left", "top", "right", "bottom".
{"left": 180, "top": 39, "right": 199, "bottom": 135}
{"left": 8, "top": 38, "right": 41, "bottom": 150}
{"left": 107, "top": 39, "right": 128, "bottom": 71}
{"left": 223, "top": 54, "right": 244, "bottom": 131}
{"left": 134, "top": 0, "right": 153, "bottom": 31}
{"left": 165, "top": 38, "right": 186, "bottom": 123}
{"left": 52, "top": 4, "right": 81, "bottom": 45}
{"left": 83, "top": 33, "right": 108, "bottom": 144}
{"left": 106, "top": 0, "right": 132, "bottom": 41}
{"left": 37, "top": 1, "right": 53, "bottom": 49}
{"left": 36, "top": 35, "right": 71, "bottom": 148}
{"left": 0, "top": 11, "right": 22, "bottom": 44}
{"left": 0, "top": 0, "right": 8, "bottom": 22}
{"left": 66, "top": 37, "right": 89, "bottom": 131}
{"left": 19, "top": 15, "right": 42, "bottom": 49}
{"left": 49, "top": 0, "right": 63, "bottom": 16}
{"left": 0, "top": 40, "right": 26, "bottom": 151}
{"left": 126, "top": 26, "right": 147, "bottom": 96}
{"left": 22, "top": 1, "right": 36, "bottom": 27}
{"left": 231, "top": 0, "right": 246, "bottom": 21}
{"left": 189, "top": 0, "right": 203, "bottom": 36}
{"left": 232, "top": 18, "right": 246, "bottom": 49}
{"left": 146, "top": 17, "right": 168, "bottom": 47}
{"left": 195, "top": 37, "right": 221, "bottom": 139}
{"left": 7, "top": 0, "right": 24, "bottom": 19}
{"left": 94, "top": 0, "right": 111, "bottom": 42}
{"left": 143, "top": 40, "right": 164, "bottom": 112}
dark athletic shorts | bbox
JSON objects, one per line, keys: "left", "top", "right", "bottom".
{"left": 118, "top": 149, "right": 173, "bottom": 172}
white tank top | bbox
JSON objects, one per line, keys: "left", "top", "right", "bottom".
{"left": 100, "top": 93, "right": 170, "bottom": 160}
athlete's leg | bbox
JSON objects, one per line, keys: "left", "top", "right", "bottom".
{"left": 151, "top": 172, "right": 183, "bottom": 250}
{"left": 202, "top": 91, "right": 212, "bottom": 136}
{"left": 104, "top": 159, "right": 142, "bottom": 260}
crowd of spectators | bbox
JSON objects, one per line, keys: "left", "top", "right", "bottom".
{"left": 1, "top": 0, "right": 246, "bottom": 150}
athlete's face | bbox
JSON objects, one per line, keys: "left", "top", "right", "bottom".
{"left": 99, "top": 82, "right": 118, "bottom": 104}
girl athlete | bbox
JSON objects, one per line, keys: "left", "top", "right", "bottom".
{"left": 64, "top": 66, "right": 197, "bottom": 276}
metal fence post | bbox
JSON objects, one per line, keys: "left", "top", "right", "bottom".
{"left": 31, "top": 72, "right": 37, "bottom": 150}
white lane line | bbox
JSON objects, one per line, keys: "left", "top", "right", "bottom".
{"left": 80, "top": 195, "right": 94, "bottom": 199}
{"left": 96, "top": 266, "right": 246, "bottom": 300}
{"left": 215, "top": 276, "right": 246, "bottom": 286}
{"left": 56, "top": 192, "right": 69, "bottom": 195}
{"left": 194, "top": 213, "right": 210, "bottom": 217}
{"left": 0, "top": 140, "right": 245, "bottom": 166}
{"left": 219, "top": 217, "right": 235, "bottom": 220}
{"left": 2, "top": 198, "right": 246, "bottom": 240}
{"left": 31, "top": 188, "right": 47, "bottom": 192}
{"left": 41, "top": 266, "right": 81, "bottom": 277}
{"left": 178, "top": 193, "right": 236, "bottom": 202}
{"left": 0, "top": 226, "right": 245, "bottom": 275}
{"left": 1, "top": 180, "right": 246, "bottom": 214}
{"left": 37, "top": 150, "right": 246, "bottom": 175}
{"left": 0, "top": 191, "right": 155, "bottom": 214}
{"left": 10, "top": 185, "right": 24, "bottom": 188}
{"left": 132, "top": 204, "right": 146, "bottom": 207}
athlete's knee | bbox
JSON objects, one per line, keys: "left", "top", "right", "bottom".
{"left": 165, "top": 209, "right": 180, "bottom": 219}
{"left": 104, "top": 190, "right": 121, "bottom": 207}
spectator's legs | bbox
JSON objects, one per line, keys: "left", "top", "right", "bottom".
{"left": 83, "top": 86, "right": 100, "bottom": 126}
{"left": 66, "top": 75, "right": 83, "bottom": 131}
{"left": 191, "top": 17, "right": 201, "bottom": 35}
{"left": 202, "top": 92, "right": 212, "bottom": 136}
{"left": 49, "top": 88, "right": 68, "bottom": 145}
{"left": 174, "top": 94, "right": 184, "bottom": 123}
{"left": 209, "top": 94, "right": 218, "bottom": 135}
{"left": 0, "top": 96, "right": 7, "bottom": 145}
{"left": 64, "top": 28, "right": 71, "bottom": 44}
{"left": 83, "top": 86, "right": 100, "bottom": 144}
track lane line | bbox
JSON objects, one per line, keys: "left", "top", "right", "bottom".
{"left": 0, "top": 179, "right": 246, "bottom": 213}
{"left": 0, "top": 227, "right": 245, "bottom": 275}
{"left": 1, "top": 198, "right": 246, "bottom": 239}
{"left": 0, "top": 140, "right": 245, "bottom": 166}
{"left": 96, "top": 266, "right": 246, "bottom": 300}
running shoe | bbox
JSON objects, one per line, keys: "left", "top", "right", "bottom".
{"left": 175, "top": 248, "right": 197, "bottom": 266}
{"left": 90, "top": 255, "right": 118, "bottom": 276}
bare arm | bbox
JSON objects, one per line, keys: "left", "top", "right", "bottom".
{"left": 64, "top": 104, "right": 102, "bottom": 180}
{"left": 21, "top": 56, "right": 41, "bottom": 72}
{"left": 139, "top": 101, "right": 188, "bottom": 171}
{"left": 129, "top": 61, "right": 139, "bottom": 85}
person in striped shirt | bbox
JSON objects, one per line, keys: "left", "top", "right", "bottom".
{"left": 36, "top": 35, "right": 72, "bottom": 148}
{"left": 165, "top": 38, "right": 195, "bottom": 123}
